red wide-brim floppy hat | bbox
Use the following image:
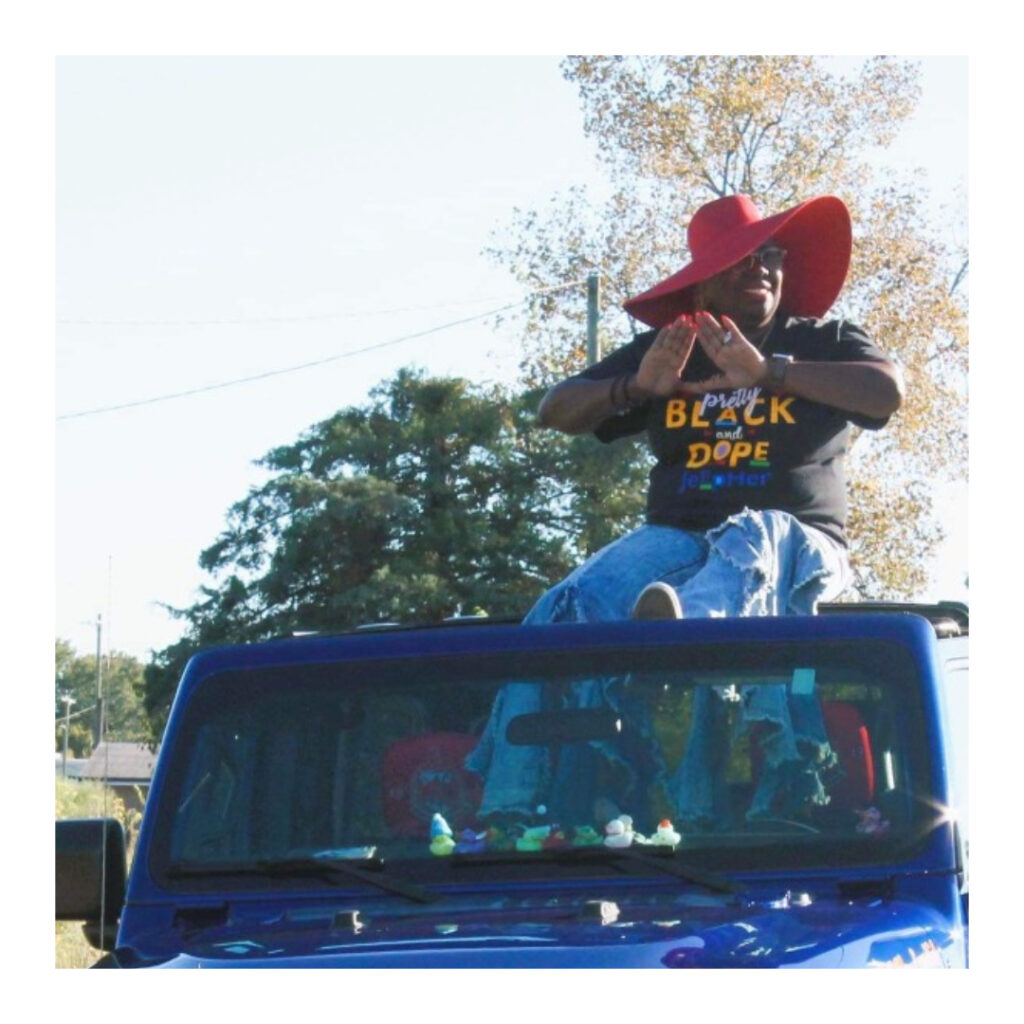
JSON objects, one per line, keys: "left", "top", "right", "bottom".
{"left": 622, "top": 193, "right": 852, "bottom": 330}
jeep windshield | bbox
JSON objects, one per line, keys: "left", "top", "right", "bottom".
{"left": 151, "top": 635, "right": 937, "bottom": 891}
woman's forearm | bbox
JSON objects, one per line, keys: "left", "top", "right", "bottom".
{"left": 538, "top": 376, "right": 645, "bottom": 434}
{"left": 770, "top": 360, "right": 904, "bottom": 419}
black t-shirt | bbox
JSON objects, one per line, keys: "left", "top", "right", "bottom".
{"left": 578, "top": 316, "right": 892, "bottom": 547}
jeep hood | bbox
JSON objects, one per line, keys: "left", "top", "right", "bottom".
{"left": 117, "top": 891, "right": 963, "bottom": 969}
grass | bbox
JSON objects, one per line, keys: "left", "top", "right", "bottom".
{"left": 55, "top": 921, "right": 103, "bottom": 970}
{"left": 55, "top": 778, "right": 143, "bottom": 969}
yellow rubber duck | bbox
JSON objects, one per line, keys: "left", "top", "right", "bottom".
{"left": 429, "top": 812, "right": 456, "bottom": 856}
{"left": 430, "top": 833, "right": 456, "bottom": 856}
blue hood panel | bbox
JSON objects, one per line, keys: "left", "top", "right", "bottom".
{"left": 125, "top": 892, "right": 964, "bottom": 969}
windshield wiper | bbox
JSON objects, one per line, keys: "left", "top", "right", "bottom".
{"left": 609, "top": 846, "right": 744, "bottom": 895}
{"left": 167, "top": 855, "right": 437, "bottom": 904}
{"left": 450, "top": 845, "right": 741, "bottom": 895}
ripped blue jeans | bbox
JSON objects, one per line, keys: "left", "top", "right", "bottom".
{"left": 465, "top": 508, "right": 853, "bottom": 827}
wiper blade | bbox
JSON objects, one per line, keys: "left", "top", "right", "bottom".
{"left": 611, "top": 846, "right": 744, "bottom": 895}
{"left": 167, "top": 856, "right": 437, "bottom": 904}
{"left": 262, "top": 853, "right": 386, "bottom": 872}
{"left": 450, "top": 845, "right": 741, "bottom": 895}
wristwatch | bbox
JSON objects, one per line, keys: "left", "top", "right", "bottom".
{"left": 766, "top": 353, "right": 794, "bottom": 389}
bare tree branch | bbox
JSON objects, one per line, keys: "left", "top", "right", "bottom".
{"left": 950, "top": 257, "right": 969, "bottom": 296}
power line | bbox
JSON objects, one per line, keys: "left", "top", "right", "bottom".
{"left": 56, "top": 295, "right": 522, "bottom": 327}
{"left": 57, "top": 303, "right": 516, "bottom": 420}
{"left": 56, "top": 279, "right": 592, "bottom": 422}
{"left": 54, "top": 703, "right": 97, "bottom": 723}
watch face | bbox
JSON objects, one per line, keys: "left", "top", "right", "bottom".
{"left": 770, "top": 354, "right": 792, "bottom": 386}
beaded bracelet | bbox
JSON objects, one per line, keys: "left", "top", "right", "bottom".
{"left": 609, "top": 373, "right": 640, "bottom": 413}
{"left": 608, "top": 374, "right": 622, "bottom": 411}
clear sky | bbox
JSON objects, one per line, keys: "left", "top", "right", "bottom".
{"left": 54, "top": 55, "right": 968, "bottom": 661}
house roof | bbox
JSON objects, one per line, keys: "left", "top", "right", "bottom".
{"left": 78, "top": 742, "right": 158, "bottom": 783}
{"left": 55, "top": 753, "right": 88, "bottom": 778}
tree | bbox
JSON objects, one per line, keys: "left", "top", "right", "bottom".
{"left": 143, "top": 369, "right": 651, "bottom": 732}
{"left": 486, "top": 56, "right": 967, "bottom": 597}
{"left": 55, "top": 639, "right": 149, "bottom": 757}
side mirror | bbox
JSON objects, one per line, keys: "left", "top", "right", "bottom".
{"left": 56, "top": 818, "right": 127, "bottom": 950}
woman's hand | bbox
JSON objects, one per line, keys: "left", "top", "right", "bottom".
{"left": 634, "top": 314, "right": 699, "bottom": 398}
{"left": 537, "top": 313, "right": 699, "bottom": 434}
{"left": 682, "top": 310, "right": 904, "bottom": 417}
{"left": 680, "top": 311, "right": 767, "bottom": 394}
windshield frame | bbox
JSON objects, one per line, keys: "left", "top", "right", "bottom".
{"left": 143, "top": 621, "right": 950, "bottom": 897}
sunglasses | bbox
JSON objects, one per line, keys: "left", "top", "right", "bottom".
{"left": 734, "top": 246, "right": 786, "bottom": 272}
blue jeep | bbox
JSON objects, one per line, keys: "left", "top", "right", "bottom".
{"left": 56, "top": 602, "right": 968, "bottom": 968}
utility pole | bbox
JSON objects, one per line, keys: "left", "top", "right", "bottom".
{"left": 586, "top": 272, "right": 601, "bottom": 365}
{"left": 94, "top": 613, "right": 104, "bottom": 749}
{"left": 61, "top": 695, "right": 75, "bottom": 778}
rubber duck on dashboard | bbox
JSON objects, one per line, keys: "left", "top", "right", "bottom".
{"left": 603, "top": 817, "right": 632, "bottom": 849}
{"left": 429, "top": 812, "right": 456, "bottom": 856}
{"left": 650, "top": 819, "right": 681, "bottom": 848}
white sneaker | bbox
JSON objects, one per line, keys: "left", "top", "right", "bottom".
{"left": 631, "top": 581, "right": 683, "bottom": 620}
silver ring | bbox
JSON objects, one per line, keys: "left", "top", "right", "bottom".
{"left": 721, "top": 331, "right": 733, "bottom": 345}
